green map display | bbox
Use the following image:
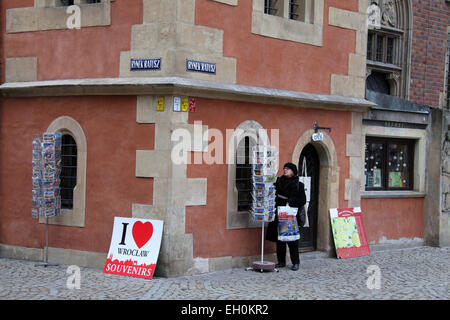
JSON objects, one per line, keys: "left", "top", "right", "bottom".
{"left": 330, "top": 216, "right": 361, "bottom": 249}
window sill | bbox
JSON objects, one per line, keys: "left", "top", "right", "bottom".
{"left": 367, "top": 60, "right": 402, "bottom": 71}
{"left": 251, "top": 0, "right": 324, "bottom": 46}
{"left": 361, "top": 190, "right": 426, "bottom": 199}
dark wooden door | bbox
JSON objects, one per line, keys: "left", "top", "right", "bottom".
{"left": 298, "top": 144, "right": 320, "bottom": 252}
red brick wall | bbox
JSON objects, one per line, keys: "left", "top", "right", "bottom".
{"left": 409, "top": 0, "right": 450, "bottom": 108}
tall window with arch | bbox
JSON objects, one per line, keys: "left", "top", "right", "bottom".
{"left": 60, "top": 134, "right": 77, "bottom": 209}
{"left": 366, "top": 0, "right": 411, "bottom": 98}
{"left": 236, "top": 136, "right": 254, "bottom": 212}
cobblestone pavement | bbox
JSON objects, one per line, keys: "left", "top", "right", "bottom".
{"left": 0, "top": 246, "right": 448, "bottom": 300}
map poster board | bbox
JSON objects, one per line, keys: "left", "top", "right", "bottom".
{"left": 104, "top": 217, "right": 163, "bottom": 279}
{"left": 329, "top": 207, "right": 370, "bottom": 259}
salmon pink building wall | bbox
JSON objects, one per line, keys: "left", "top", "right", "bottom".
{"left": 1, "top": 0, "right": 142, "bottom": 83}
{"left": 0, "top": 96, "right": 153, "bottom": 253}
{"left": 186, "top": 98, "right": 352, "bottom": 258}
{"left": 361, "top": 198, "right": 424, "bottom": 244}
{"left": 0, "top": 0, "right": 431, "bottom": 269}
{"left": 195, "top": 0, "right": 358, "bottom": 94}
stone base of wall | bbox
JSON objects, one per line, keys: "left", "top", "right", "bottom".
{"left": 0, "top": 244, "right": 106, "bottom": 269}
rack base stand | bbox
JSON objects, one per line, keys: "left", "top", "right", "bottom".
{"left": 245, "top": 261, "right": 278, "bottom": 273}
{"left": 245, "top": 222, "right": 278, "bottom": 273}
{"left": 35, "top": 217, "right": 59, "bottom": 268}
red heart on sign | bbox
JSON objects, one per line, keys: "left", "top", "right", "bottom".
{"left": 132, "top": 221, "right": 153, "bottom": 249}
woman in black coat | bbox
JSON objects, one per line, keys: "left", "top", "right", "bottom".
{"left": 266, "top": 162, "right": 306, "bottom": 271}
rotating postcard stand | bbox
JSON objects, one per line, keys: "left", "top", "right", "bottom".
{"left": 32, "top": 133, "right": 62, "bottom": 267}
{"left": 245, "top": 146, "right": 278, "bottom": 273}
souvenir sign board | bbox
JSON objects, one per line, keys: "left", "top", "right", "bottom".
{"left": 104, "top": 217, "right": 163, "bottom": 279}
{"left": 251, "top": 146, "right": 277, "bottom": 223}
{"left": 329, "top": 207, "right": 370, "bottom": 259}
{"left": 32, "top": 133, "right": 62, "bottom": 219}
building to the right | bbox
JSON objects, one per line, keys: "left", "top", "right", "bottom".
{"left": 363, "top": 0, "right": 450, "bottom": 248}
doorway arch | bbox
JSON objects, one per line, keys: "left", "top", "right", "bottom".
{"left": 292, "top": 129, "right": 339, "bottom": 256}
{"left": 298, "top": 143, "right": 320, "bottom": 251}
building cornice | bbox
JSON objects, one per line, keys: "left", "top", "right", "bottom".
{"left": 0, "top": 77, "right": 375, "bottom": 111}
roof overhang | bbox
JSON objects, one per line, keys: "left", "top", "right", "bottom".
{"left": 0, "top": 77, "right": 376, "bottom": 112}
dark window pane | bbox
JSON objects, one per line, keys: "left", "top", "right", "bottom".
{"left": 376, "top": 36, "right": 384, "bottom": 61}
{"left": 367, "top": 33, "right": 374, "bottom": 60}
{"left": 289, "top": 0, "right": 300, "bottom": 20}
{"left": 264, "top": 0, "right": 278, "bottom": 15}
{"left": 388, "top": 143, "right": 410, "bottom": 188}
{"left": 61, "top": 134, "right": 77, "bottom": 209}
{"left": 366, "top": 71, "right": 390, "bottom": 95}
{"left": 236, "top": 137, "right": 252, "bottom": 212}
{"left": 365, "top": 142, "right": 384, "bottom": 189}
{"left": 365, "top": 138, "right": 414, "bottom": 191}
{"left": 386, "top": 37, "right": 394, "bottom": 64}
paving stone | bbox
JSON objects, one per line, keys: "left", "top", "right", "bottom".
{"left": 0, "top": 246, "right": 448, "bottom": 300}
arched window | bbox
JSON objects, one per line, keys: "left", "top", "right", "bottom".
{"left": 45, "top": 116, "right": 87, "bottom": 227}
{"left": 227, "top": 120, "right": 271, "bottom": 229}
{"left": 236, "top": 136, "right": 254, "bottom": 212}
{"left": 61, "top": 134, "right": 77, "bottom": 209}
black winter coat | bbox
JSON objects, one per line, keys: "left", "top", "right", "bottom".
{"left": 266, "top": 175, "right": 307, "bottom": 242}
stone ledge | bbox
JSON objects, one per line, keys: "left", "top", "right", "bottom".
{"left": 0, "top": 243, "right": 106, "bottom": 269}
{"left": 361, "top": 191, "right": 426, "bottom": 198}
{"left": 0, "top": 77, "right": 376, "bottom": 111}
{"left": 210, "top": 0, "right": 238, "bottom": 6}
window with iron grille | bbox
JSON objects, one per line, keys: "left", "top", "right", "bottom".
{"left": 366, "top": 1, "right": 410, "bottom": 99}
{"left": 364, "top": 137, "right": 414, "bottom": 191}
{"left": 58, "top": 0, "right": 102, "bottom": 6}
{"left": 60, "top": 134, "right": 77, "bottom": 209}
{"left": 264, "top": 0, "right": 315, "bottom": 23}
{"left": 236, "top": 136, "right": 253, "bottom": 212}
{"left": 289, "top": 0, "right": 300, "bottom": 20}
{"left": 264, "top": 0, "right": 279, "bottom": 15}
{"left": 367, "top": 32, "right": 398, "bottom": 66}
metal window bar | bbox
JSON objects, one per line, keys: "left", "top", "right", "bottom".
{"left": 375, "top": 35, "right": 384, "bottom": 62}
{"left": 367, "top": 32, "right": 374, "bottom": 61}
{"left": 59, "top": 0, "right": 74, "bottom": 6}
{"left": 386, "top": 37, "right": 394, "bottom": 64}
{"left": 236, "top": 137, "right": 253, "bottom": 212}
{"left": 61, "top": 134, "right": 77, "bottom": 209}
{"left": 289, "top": 0, "right": 300, "bottom": 20}
{"left": 264, "top": 0, "right": 278, "bottom": 15}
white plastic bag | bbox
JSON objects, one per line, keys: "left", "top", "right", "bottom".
{"left": 298, "top": 158, "right": 310, "bottom": 227}
{"left": 277, "top": 204, "right": 300, "bottom": 241}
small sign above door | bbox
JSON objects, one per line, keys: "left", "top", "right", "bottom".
{"left": 312, "top": 132, "right": 324, "bottom": 141}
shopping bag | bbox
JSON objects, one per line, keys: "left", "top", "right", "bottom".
{"left": 277, "top": 204, "right": 300, "bottom": 241}
{"left": 298, "top": 158, "right": 310, "bottom": 227}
